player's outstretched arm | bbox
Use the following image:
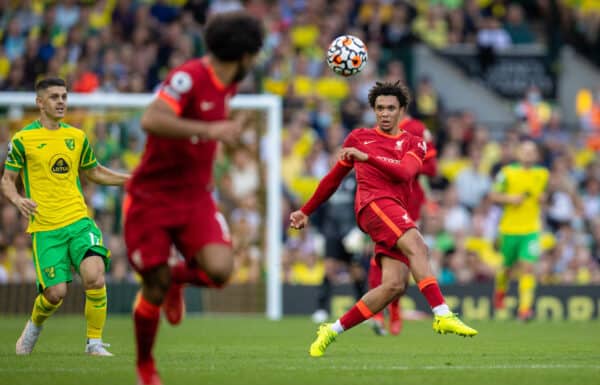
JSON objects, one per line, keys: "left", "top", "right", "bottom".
{"left": 299, "top": 162, "right": 352, "bottom": 217}
{"left": 82, "top": 164, "right": 131, "bottom": 186}
{"left": 489, "top": 191, "right": 524, "bottom": 205}
{"left": 140, "top": 98, "right": 241, "bottom": 143}
{"left": 0, "top": 169, "right": 37, "bottom": 217}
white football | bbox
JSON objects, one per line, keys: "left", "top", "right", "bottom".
{"left": 326, "top": 35, "right": 368, "bottom": 77}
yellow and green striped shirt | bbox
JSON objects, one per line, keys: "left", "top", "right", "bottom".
{"left": 5, "top": 120, "right": 98, "bottom": 232}
{"left": 493, "top": 163, "right": 549, "bottom": 235}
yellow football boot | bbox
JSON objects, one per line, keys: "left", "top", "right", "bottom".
{"left": 309, "top": 323, "right": 338, "bottom": 357}
{"left": 433, "top": 313, "right": 478, "bottom": 337}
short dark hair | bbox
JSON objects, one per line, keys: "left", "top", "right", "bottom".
{"left": 35, "top": 77, "right": 67, "bottom": 94}
{"left": 367, "top": 80, "right": 411, "bottom": 109}
{"left": 204, "top": 11, "right": 264, "bottom": 61}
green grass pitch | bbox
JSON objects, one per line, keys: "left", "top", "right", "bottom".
{"left": 1, "top": 315, "right": 598, "bottom": 385}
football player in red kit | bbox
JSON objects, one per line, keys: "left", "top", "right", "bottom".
{"left": 369, "top": 117, "right": 438, "bottom": 335}
{"left": 290, "top": 81, "right": 477, "bottom": 357}
{"left": 124, "top": 11, "right": 264, "bottom": 385}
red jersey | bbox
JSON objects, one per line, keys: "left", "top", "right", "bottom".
{"left": 399, "top": 117, "right": 425, "bottom": 138}
{"left": 127, "top": 58, "right": 237, "bottom": 200}
{"left": 301, "top": 127, "right": 426, "bottom": 217}
{"left": 399, "top": 117, "right": 437, "bottom": 220}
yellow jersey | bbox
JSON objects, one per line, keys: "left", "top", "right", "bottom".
{"left": 493, "top": 163, "right": 549, "bottom": 235}
{"left": 5, "top": 120, "right": 98, "bottom": 233}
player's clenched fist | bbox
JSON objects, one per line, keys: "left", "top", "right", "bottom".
{"left": 289, "top": 210, "right": 308, "bottom": 229}
{"left": 339, "top": 147, "right": 369, "bottom": 162}
{"left": 209, "top": 120, "right": 243, "bottom": 144}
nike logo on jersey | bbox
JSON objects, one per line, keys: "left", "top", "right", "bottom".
{"left": 200, "top": 101, "right": 214, "bottom": 111}
{"left": 363, "top": 140, "right": 376, "bottom": 145}
{"left": 37, "top": 143, "right": 46, "bottom": 149}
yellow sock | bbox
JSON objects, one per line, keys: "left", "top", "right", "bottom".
{"left": 85, "top": 286, "right": 107, "bottom": 340}
{"left": 495, "top": 269, "right": 509, "bottom": 293}
{"left": 31, "top": 293, "right": 62, "bottom": 327}
{"left": 518, "top": 273, "right": 536, "bottom": 313}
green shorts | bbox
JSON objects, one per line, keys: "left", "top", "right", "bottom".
{"left": 499, "top": 233, "right": 541, "bottom": 267}
{"left": 32, "top": 217, "right": 110, "bottom": 292}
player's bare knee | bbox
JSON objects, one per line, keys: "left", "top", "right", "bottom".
{"left": 80, "top": 255, "right": 106, "bottom": 289}
{"left": 82, "top": 272, "right": 105, "bottom": 289}
{"left": 382, "top": 279, "right": 407, "bottom": 299}
{"left": 44, "top": 284, "right": 67, "bottom": 304}
{"left": 196, "top": 246, "right": 234, "bottom": 287}
{"left": 403, "top": 240, "right": 428, "bottom": 260}
{"left": 207, "top": 262, "right": 233, "bottom": 287}
{"left": 392, "top": 281, "right": 408, "bottom": 297}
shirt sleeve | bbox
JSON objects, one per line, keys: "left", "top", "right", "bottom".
{"left": 339, "top": 132, "right": 358, "bottom": 167}
{"left": 156, "top": 65, "right": 196, "bottom": 116}
{"left": 365, "top": 152, "right": 422, "bottom": 182}
{"left": 301, "top": 162, "right": 352, "bottom": 216}
{"left": 5, "top": 136, "right": 25, "bottom": 172}
{"left": 80, "top": 136, "right": 98, "bottom": 170}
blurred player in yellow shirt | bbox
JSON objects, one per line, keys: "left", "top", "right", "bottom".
{"left": 490, "top": 140, "right": 549, "bottom": 321}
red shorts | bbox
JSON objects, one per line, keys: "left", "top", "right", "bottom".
{"left": 124, "top": 193, "right": 231, "bottom": 273}
{"left": 358, "top": 198, "right": 415, "bottom": 267}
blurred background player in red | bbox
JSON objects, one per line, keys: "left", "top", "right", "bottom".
{"left": 124, "top": 11, "right": 264, "bottom": 385}
{"left": 369, "top": 116, "right": 438, "bottom": 336}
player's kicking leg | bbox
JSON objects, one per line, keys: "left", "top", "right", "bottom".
{"left": 397, "top": 229, "right": 477, "bottom": 337}
{"left": 366, "top": 257, "right": 387, "bottom": 336}
{"left": 310, "top": 256, "right": 409, "bottom": 356}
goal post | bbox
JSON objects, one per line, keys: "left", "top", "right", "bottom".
{"left": 0, "top": 92, "right": 284, "bottom": 320}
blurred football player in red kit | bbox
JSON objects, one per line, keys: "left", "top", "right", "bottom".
{"left": 124, "top": 11, "right": 264, "bottom": 385}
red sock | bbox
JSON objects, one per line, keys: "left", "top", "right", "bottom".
{"left": 389, "top": 299, "right": 401, "bottom": 322}
{"left": 133, "top": 294, "right": 160, "bottom": 366}
{"left": 170, "top": 261, "right": 220, "bottom": 288}
{"left": 339, "top": 300, "right": 374, "bottom": 331}
{"left": 418, "top": 277, "right": 445, "bottom": 308}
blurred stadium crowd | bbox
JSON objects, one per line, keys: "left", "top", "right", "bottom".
{"left": 1, "top": 0, "right": 600, "bottom": 287}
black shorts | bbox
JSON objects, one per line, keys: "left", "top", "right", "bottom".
{"left": 324, "top": 236, "right": 360, "bottom": 264}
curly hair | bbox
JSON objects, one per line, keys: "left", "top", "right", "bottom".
{"left": 204, "top": 11, "right": 264, "bottom": 62}
{"left": 367, "top": 80, "right": 411, "bottom": 109}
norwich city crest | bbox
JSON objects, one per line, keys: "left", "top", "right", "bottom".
{"left": 44, "top": 266, "right": 55, "bottom": 279}
{"left": 65, "top": 138, "right": 75, "bottom": 150}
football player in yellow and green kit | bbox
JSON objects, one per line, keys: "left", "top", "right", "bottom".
{"left": 1, "top": 78, "right": 130, "bottom": 355}
{"left": 490, "top": 140, "right": 549, "bottom": 321}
